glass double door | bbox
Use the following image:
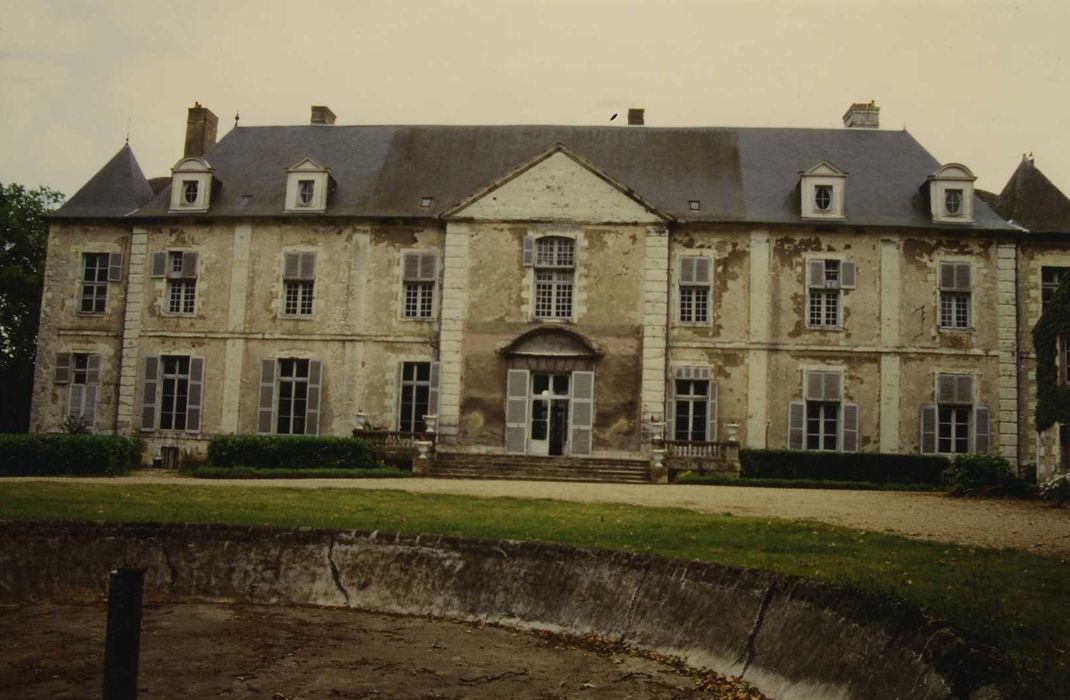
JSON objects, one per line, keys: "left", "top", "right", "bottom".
{"left": 527, "top": 373, "right": 570, "bottom": 456}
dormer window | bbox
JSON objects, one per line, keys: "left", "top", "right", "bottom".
{"left": 928, "top": 164, "right": 976, "bottom": 224}
{"left": 169, "top": 157, "right": 213, "bottom": 212}
{"left": 285, "top": 157, "right": 331, "bottom": 213}
{"left": 799, "top": 161, "right": 846, "bottom": 220}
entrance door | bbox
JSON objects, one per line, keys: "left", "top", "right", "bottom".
{"left": 527, "top": 373, "right": 570, "bottom": 456}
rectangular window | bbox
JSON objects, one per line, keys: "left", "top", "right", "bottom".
{"left": 72, "top": 353, "right": 89, "bottom": 385}
{"left": 534, "top": 237, "right": 574, "bottom": 319}
{"left": 805, "top": 401, "right": 839, "bottom": 451}
{"left": 284, "top": 280, "right": 315, "bottom": 316}
{"left": 806, "top": 259, "right": 852, "bottom": 329}
{"left": 808, "top": 289, "right": 839, "bottom": 327}
{"left": 399, "top": 361, "right": 431, "bottom": 433}
{"left": 159, "top": 355, "right": 191, "bottom": 431}
{"left": 276, "top": 358, "right": 310, "bottom": 435}
{"left": 673, "top": 379, "right": 708, "bottom": 442}
{"left": 167, "top": 279, "right": 196, "bottom": 314}
{"left": 1042, "top": 266, "right": 1068, "bottom": 308}
{"left": 678, "top": 256, "right": 711, "bottom": 324}
{"left": 939, "top": 262, "right": 971, "bottom": 330}
{"left": 401, "top": 251, "right": 437, "bottom": 319}
{"left": 80, "top": 253, "right": 109, "bottom": 313}
{"left": 937, "top": 405, "right": 971, "bottom": 454}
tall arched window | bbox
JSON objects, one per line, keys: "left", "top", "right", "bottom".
{"left": 534, "top": 237, "right": 574, "bottom": 319}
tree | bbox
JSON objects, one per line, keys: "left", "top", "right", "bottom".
{"left": 0, "top": 183, "right": 64, "bottom": 432}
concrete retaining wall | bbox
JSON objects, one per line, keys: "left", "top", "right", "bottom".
{"left": 0, "top": 521, "right": 1010, "bottom": 700}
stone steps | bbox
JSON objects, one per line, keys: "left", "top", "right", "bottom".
{"left": 432, "top": 452, "right": 651, "bottom": 484}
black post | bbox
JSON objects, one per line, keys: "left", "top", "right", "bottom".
{"left": 102, "top": 568, "right": 145, "bottom": 700}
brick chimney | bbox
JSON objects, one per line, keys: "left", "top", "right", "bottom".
{"left": 184, "top": 102, "right": 218, "bottom": 157}
{"left": 627, "top": 108, "right": 645, "bottom": 126}
{"left": 311, "top": 105, "right": 336, "bottom": 125}
{"left": 842, "top": 101, "right": 879, "bottom": 129}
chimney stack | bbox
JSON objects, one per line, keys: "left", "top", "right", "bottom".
{"left": 311, "top": 105, "right": 336, "bottom": 125}
{"left": 842, "top": 100, "right": 880, "bottom": 129}
{"left": 184, "top": 102, "right": 218, "bottom": 158}
{"left": 627, "top": 108, "right": 645, "bottom": 126}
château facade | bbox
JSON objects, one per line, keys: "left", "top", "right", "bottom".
{"left": 30, "top": 102, "right": 1070, "bottom": 477}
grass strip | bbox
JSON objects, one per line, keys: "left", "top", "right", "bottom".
{"left": 190, "top": 466, "right": 411, "bottom": 479}
{"left": 0, "top": 481, "right": 1065, "bottom": 697}
{"left": 675, "top": 473, "right": 943, "bottom": 492}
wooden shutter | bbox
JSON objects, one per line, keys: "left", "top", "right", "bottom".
{"left": 522, "top": 235, "right": 535, "bottom": 267}
{"left": 82, "top": 384, "right": 98, "bottom": 430}
{"left": 570, "top": 370, "right": 594, "bottom": 456}
{"left": 257, "top": 359, "right": 275, "bottom": 434}
{"left": 679, "top": 257, "right": 696, "bottom": 284}
{"left": 182, "top": 252, "right": 198, "bottom": 278}
{"left": 108, "top": 252, "right": 123, "bottom": 282}
{"left": 840, "top": 261, "right": 856, "bottom": 289}
{"left": 54, "top": 353, "right": 71, "bottom": 383}
{"left": 283, "top": 253, "right": 301, "bottom": 279}
{"left": 956, "top": 375, "right": 974, "bottom": 404}
{"left": 694, "top": 257, "right": 711, "bottom": 285}
{"left": 140, "top": 356, "right": 159, "bottom": 432}
{"left": 505, "top": 369, "right": 529, "bottom": 454}
{"left": 428, "top": 361, "right": 440, "bottom": 417}
{"left": 67, "top": 384, "right": 85, "bottom": 421}
{"left": 419, "top": 253, "right": 437, "bottom": 281}
{"left": 151, "top": 252, "right": 167, "bottom": 278}
{"left": 788, "top": 400, "right": 805, "bottom": 450}
{"left": 805, "top": 371, "right": 824, "bottom": 401}
{"left": 664, "top": 376, "right": 676, "bottom": 441}
{"left": 823, "top": 372, "right": 842, "bottom": 401}
{"left": 937, "top": 374, "right": 956, "bottom": 403}
{"left": 305, "top": 360, "right": 322, "bottom": 435}
{"left": 186, "top": 356, "right": 204, "bottom": 433}
{"left": 299, "top": 252, "right": 317, "bottom": 280}
{"left": 402, "top": 252, "right": 421, "bottom": 280}
{"left": 920, "top": 405, "right": 937, "bottom": 454}
{"left": 706, "top": 380, "right": 718, "bottom": 442}
{"left": 939, "top": 262, "right": 971, "bottom": 292}
{"left": 973, "top": 406, "right": 990, "bottom": 454}
{"left": 85, "top": 354, "right": 101, "bottom": 385}
{"left": 841, "top": 402, "right": 859, "bottom": 452}
{"left": 955, "top": 263, "right": 971, "bottom": 291}
{"left": 807, "top": 259, "right": 826, "bottom": 288}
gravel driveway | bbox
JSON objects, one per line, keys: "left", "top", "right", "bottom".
{"left": 11, "top": 471, "right": 1069, "bottom": 557}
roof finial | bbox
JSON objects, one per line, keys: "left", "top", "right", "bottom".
{"left": 125, "top": 99, "right": 132, "bottom": 145}
{"left": 234, "top": 112, "right": 240, "bottom": 128}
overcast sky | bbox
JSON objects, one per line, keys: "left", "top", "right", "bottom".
{"left": 2, "top": 0, "right": 1068, "bottom": 201}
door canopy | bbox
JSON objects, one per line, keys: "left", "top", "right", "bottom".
{"left": 501, "top": 326, "right": 602, "bottom": 372}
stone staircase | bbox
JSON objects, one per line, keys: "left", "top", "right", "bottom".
{"left": 432, "top": 452, "right": 651, "bottom": 484}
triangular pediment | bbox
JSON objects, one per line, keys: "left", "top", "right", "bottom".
{"left": 287, "top": 156, "right": 329, "bottom": 173}
{"left": 801, "top": 161, "right": 846, "bottom": 177}
{"left": 445, "top": 145, "right": 669, "bottom": 223}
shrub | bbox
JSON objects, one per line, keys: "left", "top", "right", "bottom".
{"left": 0, "top": 434, "right": 141, "bottom": 476}
{"left": 192, "top": 466, "right": 411, "bottom": 479}
{"left": 1039, "top": 472, "right": 1070, "bottom": 506}
{"left": 948, "top": 454, "right": 1036, "bottom": 497}
{"left": 739, "top": 449, "right": 949, "bottom": 485}
{"left": 207, "top": 434, "right": 382, "bottom": 469}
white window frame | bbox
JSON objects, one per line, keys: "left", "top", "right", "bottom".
{"left": 159, "top": 355, "right": 192, "bottom": 431}
{"left": 673, "top": 378, "right": 709, "bottom": 442}
{"left": 280, "top": 251, "right": 317, "bottom": 319}
{"left": 533, "top": 236, "right": 575, "bottom": 320}
{"left": 169, "top": 157, "right": 213, "bottom": 212}
{"left": 276, "top": 358, "right": 311, "bottom": 435}
{"left": 400, "top": 251, "right": 437, "bottom": 320}
{"left": 938, "top": 261, "right": 972, "bottom": 331}
{"left": 79, "top": 252, "right": 109, "bottom": 314}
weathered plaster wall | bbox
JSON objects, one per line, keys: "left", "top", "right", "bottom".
{"left": 0, "top": 521, "right": 1014, "bottom": 700}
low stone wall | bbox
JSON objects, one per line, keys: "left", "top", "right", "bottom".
{"left": 0, "top": 521, "right": 1011, "bottom": 700}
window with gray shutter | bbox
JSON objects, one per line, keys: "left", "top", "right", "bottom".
{"left": 305, "top": 360, "right": 322, "bottom": 435}
{"left": 841, "top": 402, "right": 859, "bottom": 452}
{"left": 505, "top": 369, "right": 529, "bottom": 454}
{"left": 840, "top": 261, "right": 856, "bottom": 289}
{"left": 664, "top": 376, "right": 675, "bottom": 441}
{"left": 402, "top": 251, "right": 436, "bottom": 319}
{"left": 186, "top": 357, "right": 204, "bottom": 433}
{"left": 182, "top": 252, "right": 198, "bottom": 278}
{"left": 788, "top": 400, "right": 805, "bottom": 449}
{"left": 570, "top": 370, "right": 594, "bottom": 456}
{"left": 939, "top": 262, "right": 971, "bottom": 292}
{"left": 86, "top": 354, "right": 101, "bottom": 385}
{"left": 428, "top": 362, "right": 440, "bottom": 417}
{"left": 54, "top": 352, "right": 72, "bottom": 383}
{"left": 283, "top": 253, "right": 301, "bottom": 280}
{"left": 258, "top": 359, "right": 275, "bottom": 434}
{"left": 805, "top": 370, "right": 842, "bottom": 402}
{"left": 807, "top": 260, "right": 826, "bottom": 288}
{"left": 707, "top": 380, "right": 719, "bottom": 443}
{"left": 920, "top": 405, "right": 938, "bottom": 454}
{"left": 67, "top": 384, "right": 86, "bottom": 423}
{"left": 151, "top": 252, "right": 167, "bottom": 278}
{"left": 108, "top": 253, "right": 124, "bottom": 282}
{"left": 522, "top": 234, "right": 535, "bottom": 267}
{"left": 936, "top": 373, "right": 974, "bottom": 404}
{"left": 678, "top": 256, "right": 711, "bottom": 324}
{"left": 140, "top": 356, "right": 159, "bottom": 432}
{"left": 82, "top": 384, "right": 98, "bottom": 429}
{"left": 973, "top": 406, "right": 990, "bottom": 454}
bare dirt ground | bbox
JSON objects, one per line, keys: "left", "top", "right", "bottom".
{"left": 12, "top": 471, "right": 1069, "bottom": 557}
{"left": 0, "top": 602, "right": 762, "bottom": 699}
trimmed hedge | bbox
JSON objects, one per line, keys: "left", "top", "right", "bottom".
{"left": 0, "top": 434, "right": 141, "bottom": 476}
{"left": 192, "top": 466, "right": 411, "bottom": 479}
{"left": 675, "top": 472, "right": 942, "bottom": 491}
{"left": 207, "top": 435, "right": 381, "bottom": 469}
{"left": 740, "top": 449, "right": 949, "bottom": 485}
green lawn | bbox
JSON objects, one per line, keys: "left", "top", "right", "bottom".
{"left": 1, "top": 481, "right": 1066, "bottom": 696}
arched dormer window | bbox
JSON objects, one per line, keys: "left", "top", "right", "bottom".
{"left": 928, "top": 164, "right": 976, "bottom": 224}
{"left": 169, "top": 157, "right": 214, "bottom": 212}
{"left": 799, "top": 161, "right": 846, "bottom": 220}
{"left": 285, "top": 157, "right": 332, "bottom": 213}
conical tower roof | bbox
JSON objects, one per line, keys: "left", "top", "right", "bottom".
{"left": 51, "top": 144, "right": 154, "bottom": 218}
{"left": 994, "top": 156, "right": 1070, "bottom": 233}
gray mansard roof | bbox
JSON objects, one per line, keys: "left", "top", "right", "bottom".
{"left": 51, "top": 144, "right": 155, "bottom": 219}
{"left": 58, "top": 124, "right": 1014, "bottom": 230}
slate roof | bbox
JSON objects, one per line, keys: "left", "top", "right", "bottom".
{"left": 51, "top": 144, "right": 155, "bottom": 219}
{"left": 66, "top": 125, "right": 1014, "bottom": 230}
{"left": 991, "top": 157, "right": 1070, "bottom": 233}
